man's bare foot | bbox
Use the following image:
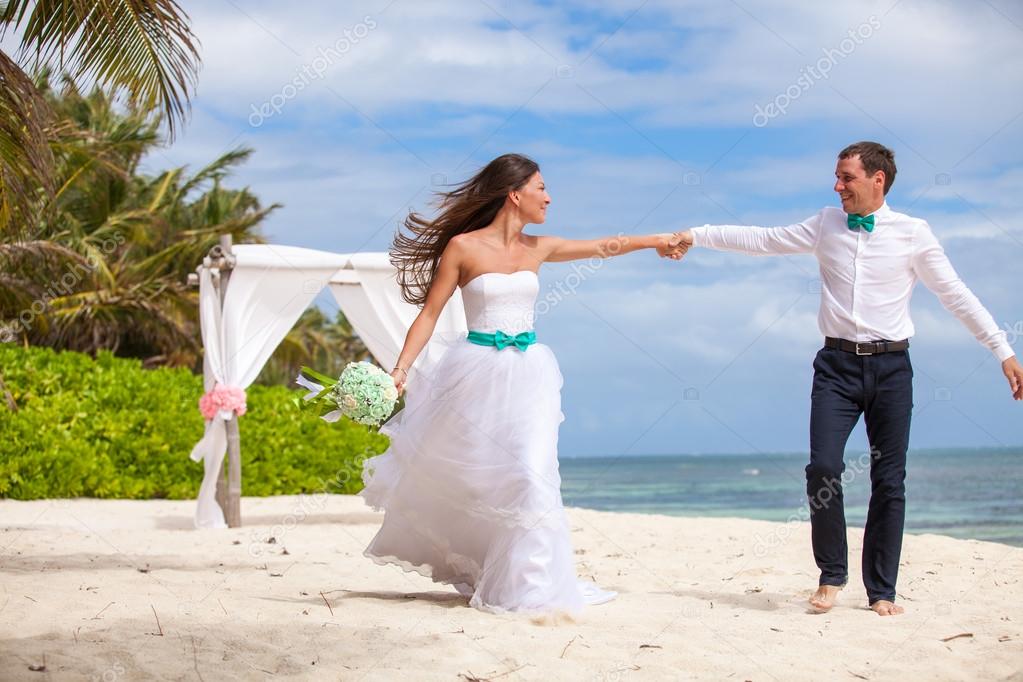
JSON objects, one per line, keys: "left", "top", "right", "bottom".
{"left": 808, "top": 584, "right": 843, "bottom": 611}
{"left": 869, "top": 600, "right": 904, "bottom": 616}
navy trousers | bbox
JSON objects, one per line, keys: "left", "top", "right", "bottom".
{"left": 806, "top": 345, "right": 913, "bottom": 604}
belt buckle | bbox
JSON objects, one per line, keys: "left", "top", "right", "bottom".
{"left": 855, "top": 342, "right": 873, "bottom": 356}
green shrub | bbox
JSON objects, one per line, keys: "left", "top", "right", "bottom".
{"left": 0, "top": 345, "right": 389, "bottom": 499}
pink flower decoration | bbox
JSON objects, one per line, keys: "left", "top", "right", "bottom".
{"left": 198, "top": 384, "right": 248, "bottom": 420}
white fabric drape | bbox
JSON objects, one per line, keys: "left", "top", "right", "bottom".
{"left": 190, "top": 246, "right": 466, "bottom": 529}
{"left": 327, "top": 252, "right": 467, "bottom": 374}
{"left": 190, "top": 245, "right": 351, "bottom": 528}
{"left": 190, "top": 267, "right": 229, "bottom": 528}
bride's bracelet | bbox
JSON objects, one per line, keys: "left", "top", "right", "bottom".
{"left": 392, "top": 367, "right": 408, "bottom": 379}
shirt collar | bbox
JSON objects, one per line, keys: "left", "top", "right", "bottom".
{"left": 843, "top": 202, "right": 889, "bottom": 219}
{"left": 868, "top": 202, "right": 891, "bottom": 220}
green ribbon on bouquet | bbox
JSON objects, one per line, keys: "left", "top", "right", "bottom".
{"left": 292, "top": 365, "right": 341, "bottom": 418}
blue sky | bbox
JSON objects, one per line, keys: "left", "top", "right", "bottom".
{"left": 147, "top": 0, "right": 1022, "bottom": 456}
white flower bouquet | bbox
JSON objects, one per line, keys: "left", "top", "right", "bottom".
{"left": 295, "top": 362, "right": 399, "bottom": 426}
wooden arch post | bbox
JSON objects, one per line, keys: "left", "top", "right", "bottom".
{"left": 191, "top": 234, "right": 242, "bottom": 527}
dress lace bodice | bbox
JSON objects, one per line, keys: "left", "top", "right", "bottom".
{"left": 460, "top": 271, "right": 538, "bottom": 334}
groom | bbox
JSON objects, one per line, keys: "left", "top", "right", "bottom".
{"left": 669, "top": 141, "right": 1022, "bottom": 616}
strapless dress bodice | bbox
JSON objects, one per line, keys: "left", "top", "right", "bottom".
{"left": 460, "top": 270, "right": 538, "bottom": 335}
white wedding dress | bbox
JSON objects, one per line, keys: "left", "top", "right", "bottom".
{"left": 358, "top": 270, "right": 617, "bottom": 615}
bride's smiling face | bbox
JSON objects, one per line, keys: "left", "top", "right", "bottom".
{"left": 511, "top": 172, "right": 551, "bottom": 224}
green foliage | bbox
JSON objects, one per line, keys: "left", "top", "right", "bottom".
{"left": 0, "top": 78, "right": 368, "bottom": 382}
{"left": 0, "top": 345, "right": 389, "bottom": 500}
{"left": 0, "top": 0, "right": 201, "bottom": 233}
{"left": 1, "top": 76, "right": 275, "bottom": 367}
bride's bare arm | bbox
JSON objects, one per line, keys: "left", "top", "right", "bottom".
{"left": 391, "top": 241, "right": 463, "bottom": 392}
{"left": 537, "top": 233, "right": 684, "bottom": 263}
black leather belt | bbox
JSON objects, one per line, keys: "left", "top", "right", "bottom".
{"left": 825, "top": 337, "right": 909, "bottom": 355}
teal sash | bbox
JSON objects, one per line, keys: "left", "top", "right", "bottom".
{"left": 466, "top": 329, "right": 536, "bottom": 351}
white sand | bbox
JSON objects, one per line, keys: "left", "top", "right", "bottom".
{"left": 0, "top": 495, "right": 1020, "bottom": 681}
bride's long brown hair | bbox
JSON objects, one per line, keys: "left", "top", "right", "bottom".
{"left": 390, "top": 153, "right": 540, "bottom": 306}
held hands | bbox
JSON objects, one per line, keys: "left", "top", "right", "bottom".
{"left": 1003, "top": 356, "right": 1023, "bottom": 400}
{"left": 655, "top": 230, "right": 694, "bottom": 260}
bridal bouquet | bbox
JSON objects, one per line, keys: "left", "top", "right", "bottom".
{"left": 295, "top": 362, "right": 399, "bottom": 426}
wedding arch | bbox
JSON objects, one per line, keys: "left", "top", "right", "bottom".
{"left": 188, "top": 236, "right": 467, "bottom": 529}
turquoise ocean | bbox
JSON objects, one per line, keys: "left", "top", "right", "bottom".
{"left": 559, "top": 447, "right": 1023, "bottom": 547}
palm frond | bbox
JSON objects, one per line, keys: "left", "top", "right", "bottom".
{"left": 0, "top": 50, "right": 54, "bottom": 235}
{"left": 0, "top": 237, "right": 85, "bottom": 264}
{"left": 177, "top": 146, "right": 254, "bottom": 198}
{"left": 2, "top": 0, "right": 201, "bottom": 138}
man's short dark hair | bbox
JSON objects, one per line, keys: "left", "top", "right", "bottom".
{"left": 838, "top": 141, "right": 897, "bottom": 195}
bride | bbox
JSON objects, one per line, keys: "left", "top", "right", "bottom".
{"left": 358, "top": 153, "right": 684, "bottom": 615}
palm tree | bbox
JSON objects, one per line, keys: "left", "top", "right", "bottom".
{"left": 0, "top": 78, "right": 278, "bottom": 368}
{"left": 0, "top": 78, "right": 373, "bottom": 378}
{"left": 0, "top": 0, "right": 199, "bottom": 235}
{"left": 0, "top": 8, "right": 372, "bottom": 380}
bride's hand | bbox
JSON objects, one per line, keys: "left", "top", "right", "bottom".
{"left": 655, "top": 231, "right": 691, "bottom": 260}
{"left": 390, "top": 368, "right": 407, "bottom": 396}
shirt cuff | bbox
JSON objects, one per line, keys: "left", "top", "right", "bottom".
{"left": 689, "top": 226, "right": 709, "bottom": 247}
{"left": 993, "top": 342, "right": 1016, "bottom": 363}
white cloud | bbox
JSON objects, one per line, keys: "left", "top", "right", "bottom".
{"left": 172, "top": 0, "right": 1023, "bottom": 146}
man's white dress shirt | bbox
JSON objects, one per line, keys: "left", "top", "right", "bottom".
{"left": 690, "top": 202, "right": 1014, "bottom": 362}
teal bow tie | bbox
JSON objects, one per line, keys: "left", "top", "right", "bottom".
{"left": 467, "top": 329, "right": 536, "bottom": 351}
{"left": 847, "top": 213, "right": 875, "bottom": 232}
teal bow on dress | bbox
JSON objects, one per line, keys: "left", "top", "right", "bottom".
{"left": 467, "top": 329, "right": 537, "bottom": 351}
{"left": 847, "top": 213, "right": 875, "bottom": 232}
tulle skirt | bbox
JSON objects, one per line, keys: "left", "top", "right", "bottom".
{"left": 358, "top": 332, "right": 616, "bottom": 615}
